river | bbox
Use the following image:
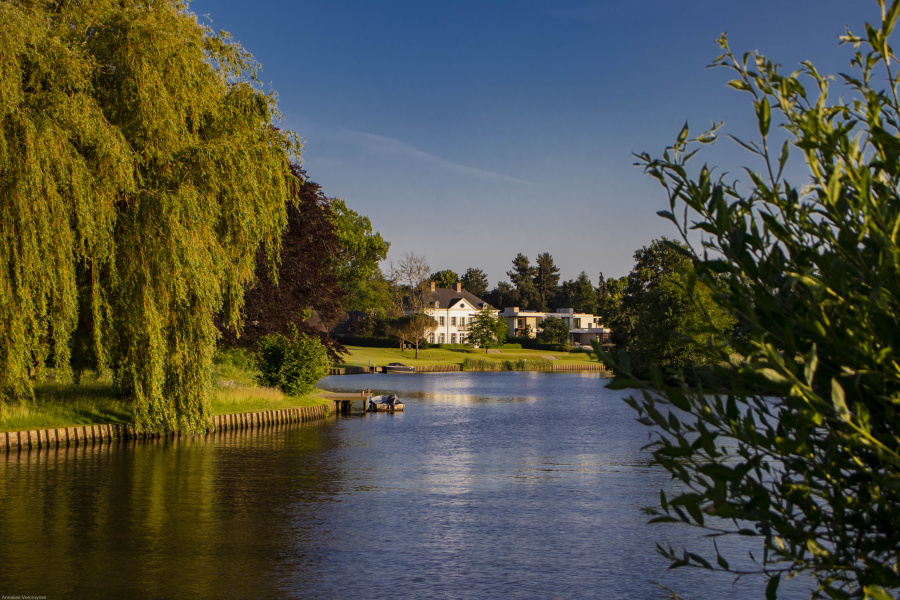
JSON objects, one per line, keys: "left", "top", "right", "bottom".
{"left": 0, "top": 372, "right": 810, "bottom": 599}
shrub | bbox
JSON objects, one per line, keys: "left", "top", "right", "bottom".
{"left": 460, "top": 358, "right": 502, "bottom": 371}
{"left": 255, "top": 327, "right": 329, "bottom": 396}
{"left": 213, "top": 347, "right": 256, "bottom": 372}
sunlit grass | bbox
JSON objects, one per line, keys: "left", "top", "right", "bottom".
{"left": 0, "top": 375, "right": 130, "bottom": 433}
{"left": 338, "top": 345, "right": 600, "bottom": 368}
{"left": 0, "top": 360, "right": 332, "bottom": 434}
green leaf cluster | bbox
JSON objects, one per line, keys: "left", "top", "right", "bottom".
{"left": 600, "top": 238, "right": 735, "bottom": 378}
{"left": 536, "top": 316, "right": 570, "bottom": 345}
{"left": 620, "top": 3, "right": 900, "bottom": 598}
{"left": 255, "top": 327, "right": 329, "bottom": 397}
{"left": 466, "top": 308, "right": 508, "bottom": 353}
{"left": 0, "top": 1, "right": 300, "bottom": 432}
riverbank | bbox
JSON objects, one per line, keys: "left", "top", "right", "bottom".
{"left": 0, "top": 404, "right": 330, "bottom": 453}
{"left": 0, "top": 371, "right": 332, "bottom": 435}
{"left": 336, "top": 345, "right": 600, "bottom": 370}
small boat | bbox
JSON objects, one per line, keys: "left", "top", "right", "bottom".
{"left": 384, "top": 362, "right": 415, "bottom": 373}
{"left": 367, "top": 394, "right": 404, "bottom": 412}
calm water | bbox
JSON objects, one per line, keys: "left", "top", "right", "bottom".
{"left": 0, "top": 372, "right": 809, "bottom": 599}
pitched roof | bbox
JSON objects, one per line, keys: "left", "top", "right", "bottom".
{"left": 427, "top": 287, "right": 491, "bottom": 310}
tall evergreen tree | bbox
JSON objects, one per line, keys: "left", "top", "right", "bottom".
{"left": 533, "top": 252, "right": 561, "bottom": 311}
{"left": 571, "top": 272, "right": 597, "bottom": 314}
{"left": 507, "top": 253, "right": 538, "bottom": 309}
{"left": 0, "top": 1, "right": 300, "bottom": 432}
{"left": 460, "top": 267, "right": 489, "bottom": 298}
{"left": 485, "top": 282, "right": 517, "bottom": 310}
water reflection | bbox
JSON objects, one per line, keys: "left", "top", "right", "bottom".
{"left": 0, "top": 373, "right": 811, "bottom": 599}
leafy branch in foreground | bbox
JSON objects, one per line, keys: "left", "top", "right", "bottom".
{"left": 613, "top": 3, "right": 900, "bottom": 599}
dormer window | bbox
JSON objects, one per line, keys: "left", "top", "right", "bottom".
{"left": 434, "top": 301, "right": 440, "bottom": 308}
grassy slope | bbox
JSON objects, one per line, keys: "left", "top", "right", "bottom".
{"left": 338, "top": 345, "right": 599, "bottom": 367}
{"left": 0, "top": 362, "right": 333, "bottom": 434}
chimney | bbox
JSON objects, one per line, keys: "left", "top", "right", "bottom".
{"left": 430, "top": 281, "right": 436, "bottom": 291}
{"left": 455, "top": 282, "right": 462, "bottom": 292}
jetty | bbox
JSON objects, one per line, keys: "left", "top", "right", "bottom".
{"left": 320, "top": 390, "right": 405, "bottom": 415}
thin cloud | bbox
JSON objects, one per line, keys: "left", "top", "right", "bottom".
{"left": 341, "top": 129, "right": 534, "bottom": 186}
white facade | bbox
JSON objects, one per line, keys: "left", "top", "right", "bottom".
{"left": 406, "top": 282, "right": 497, "bottom": 345}
{"left": 497, "top": 307, "right": 610, "bottom": 346}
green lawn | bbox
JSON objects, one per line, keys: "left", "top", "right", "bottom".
{"left": 337, "top": 345, "right": 600, "bottom": 368}
{"left": 0, "top": 364, "right": 332, "bottom": 434}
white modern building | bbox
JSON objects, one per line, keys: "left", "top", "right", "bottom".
{"left": 496, "top": 307, "right": 611, "bottom": 346}
{"left": 417, "top": 282, "right": 496, "bottom": 345}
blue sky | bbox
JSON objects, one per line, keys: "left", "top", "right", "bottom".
{"left": 190, "top": 0, "right": 875, "bottom": 285}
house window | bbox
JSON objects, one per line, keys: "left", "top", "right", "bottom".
{"left": 459, "top": 317, "right": 466, "bottom": 326}
{"left": 429, "top": 333, "right": 434, "bottom": 344}
{"left": 451, "top": 316, "right": 457, "bottom": 326}
{"left": 517, "top": 318, "right": 525, "bottom": 329}
{"left": 439, "top": 316, "right": 445, "bottom": 326}
{"left": 439, "top": 333, "right": 445, "bottom": 344}
{"left": 574, "top": 318, "right": 581, "bottom": 328}
{"left": 460, "top": 334, "right": 467, "bottom": 344}
{"left": 451, "top": 334, "right": 457, "bottom": 343}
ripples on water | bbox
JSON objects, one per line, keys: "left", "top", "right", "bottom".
{"left": 0, "top": 372, "right": 810, "bottom": 599}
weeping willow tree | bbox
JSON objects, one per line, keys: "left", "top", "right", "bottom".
{"left": 0, "top": 0, "right": 300, "bottom": 432}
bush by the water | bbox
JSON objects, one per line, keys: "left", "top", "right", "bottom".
{"left": 256, "top": 328, "right": 329, "bottom": 396}
{"left": 461, "top": 358, "right": 554, "bottom": 372}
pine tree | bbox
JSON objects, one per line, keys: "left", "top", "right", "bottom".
{"left": 506, "top": 254, "right": 538, "bottom": 309}
{"left": 533, "top": 252, "right": 561, "bottom": 311}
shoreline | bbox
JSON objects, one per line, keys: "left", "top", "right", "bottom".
{"left": 0, "top": 404, "right": 330, "bottom": 454}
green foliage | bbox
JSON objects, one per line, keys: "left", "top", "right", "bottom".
{"left": 460, "top": 357, "right": 553, "bottom": 372}
{"left": 534, "top": 252, "right": 561, "bottom": 311}
{"left": 346, "top": 269, "right": 395, "bottom": 317}
{"left": 255, "top": 328, "right": 329, "bottom": 397}
{"left": 329, "top": 198, "right": 390, "bottom": 307}
{"left": 466, "top": 309, "right": 508, "bottom": 353}
{"left": 601, "top": 239, "right": 734, "bottom": 378}
{"left": 537, "top": 316, "right": 570, "bottom": 345}
{"left": 385, "top": 313, "right": 438, "bottom": 354}
{"left": 460, "top": 267, "right": 489, "bottom": 298}
{"left": 460, "top": 358, "right": 503, "bottom": 371}
{"left": 213, "top": 347, "right": 257, "bottom": 373}
{"left": 555, "top": 271, "right": 599, "bottom": 313}
{"left": 507, "top": 253, "right": 539, "bottom": 309}
{"left": 485, "top": 281, "right": 517, "bottom": 310}
{"left": 0, "top": 1, "right": 300, "bottom": 432}
{"left": 619, "top": 7, "right": 900, "bottom": 598}
{"left": 429, "top": 269, "right": 459, "bottom": 289}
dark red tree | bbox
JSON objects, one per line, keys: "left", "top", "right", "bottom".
{"left": 218, "top": 164, "right": 346, "bottom": 360}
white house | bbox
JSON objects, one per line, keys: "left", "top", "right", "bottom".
{"left": 412, "top": 282, "right": 496, "bottom": 345}
{"left": 496, "top": 307, "right": 611, "bottom": 346}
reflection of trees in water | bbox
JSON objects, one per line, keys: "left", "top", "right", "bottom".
{"left": 0, "top": 423, "right": 344, "bottom": 598}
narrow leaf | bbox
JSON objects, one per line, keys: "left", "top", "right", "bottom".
{"left": 831, "top": 378, "right": 850, "bottom": 421}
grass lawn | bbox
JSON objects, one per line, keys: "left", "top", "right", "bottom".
{"left": 337, "top": 345, "right": 601, "bottom": 368}
{"left": 0, "top": 362, "right": 333, "bottom": 434}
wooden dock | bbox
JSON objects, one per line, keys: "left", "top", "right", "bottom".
{"left": 319, "top": 390, "right": 405, "bottom": 414}
{"left": 320, "top": 390, "right": 371, "bottom": 415}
